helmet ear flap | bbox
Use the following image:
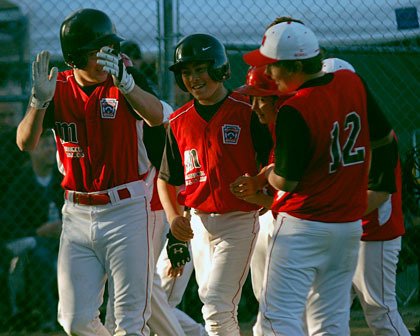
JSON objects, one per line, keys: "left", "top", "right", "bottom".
{"left": 208, "top": 63, "right": 231, "bottom": 82}
{"left": 174, "top": 73, "right": 188, "bottom": 92}
{"left": 65, "top": 53, "right": 88, "bottom": 69}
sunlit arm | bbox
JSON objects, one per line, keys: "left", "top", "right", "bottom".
{"left": 157, "top": 178, "right": 193, "bottom": 241}
{"left": 125, "top": 86, "right": 164, "bottom": 126}
{"left": 266, "top": 165, "right": 298, "bottom": 192}
{"left": 364, "top": 190, "right": 390, "bottom": 215}
{"left": 16, "top": 106, "right": 46, "bottom": 151}
{"left": 157, "top": 178, "right": 183, "bottom": 223}
{"left": 243, "top": 192, "right": 274, "bottom": 209}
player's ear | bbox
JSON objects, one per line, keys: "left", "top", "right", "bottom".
{"left": 292, "top": 60, "right": 303, "bottom": 73}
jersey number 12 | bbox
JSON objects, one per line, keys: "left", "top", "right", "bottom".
{"left": 329, "top": 112, "right": 365, "bottom": 173}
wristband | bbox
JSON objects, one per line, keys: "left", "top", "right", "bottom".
{"left": 30, "top": 95, "right": 50, "bottom": 109}
{"left": 118, "top": 74, "right": 135, "bottom": 95}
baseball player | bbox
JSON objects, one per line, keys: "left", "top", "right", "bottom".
{"left": 157, "top": 33, "right": 272, "bottom": 336}
{"left": 100, "top": 46, "right": 199, "bottom": 336}
{"left": 243, "top": 21, "right": 394, "bottom": 335}
{"left": 15, "top": 8, "right": 171, "bottom": 336}
{"left": 230, "top": 19, "right": 303, "bottom": 334}
{"left": 323, "top": 57, "right": 410, "bottom": 335}
{"left": 231, "top": 65, "right": 285, "bottom": 336}
{"left": 354, "top": 135, "right": 410, "bottom": 335}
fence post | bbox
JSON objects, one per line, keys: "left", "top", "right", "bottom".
{"left": 161, "top": 0, "right": 176, "bottom": 106}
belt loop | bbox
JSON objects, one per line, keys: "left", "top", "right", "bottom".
{"left": 65, "top": 190, "right": 75, "bottom": 202}
{"left": 108, "top": 189, "right": 118, "bottom": 204}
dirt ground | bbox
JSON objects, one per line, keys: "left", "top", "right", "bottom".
{"left": 1, "top": 303, "right": 419, "bottom": 335}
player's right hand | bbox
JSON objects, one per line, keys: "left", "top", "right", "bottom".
{"left": 230, "top": 173, "right": 259, "bottom": 198}
{"left": 166, "top": 230, "right": 191, "bottom": 269}
{"left": 170, "top": 215, "right": 194, "bottom": 241}
{"left": 31, "top": 51, "right": 58, "bottom": 109}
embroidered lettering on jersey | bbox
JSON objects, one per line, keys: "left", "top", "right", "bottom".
{"left": 185, "top": 171, "right": 207, "bottom": 186}
{"left": 222, "top": 124, "right": 241, "bottom": 144}
{"left": 100, "top": 98, "right": 119, "bottom": 119}
{"left": 64, "top": 145, "right": 85, "bottom": 158}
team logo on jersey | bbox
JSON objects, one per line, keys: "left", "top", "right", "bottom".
{"left": 100, "top": 98, "right": 119, "bottom": 119}
{"left": 222, "top": 124, "right": 241, "bottom": 144}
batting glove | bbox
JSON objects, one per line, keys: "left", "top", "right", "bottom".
{"left": 30, "top": 51, "right": 58, "bottom": 109}
{"left": 96, "top": 46, "right": 135, "bottom": 95}
{"left": 166, "top": 230, "right": 191, "bottom": 269}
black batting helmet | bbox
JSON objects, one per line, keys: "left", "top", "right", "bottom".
{"left": 169, "top": 34, "right": 231, "bottom": 91}
{"left": 60, "top": 8, "right": 124, "bottom": 69}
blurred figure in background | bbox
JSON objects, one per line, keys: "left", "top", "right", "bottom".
{"left": 121, "top": 40, "right": 159, "bottom": 95}
{"left": 0, "top": 76, "right": 30, "bottom": 329}
{"left": 1, "top": 129, "right": 63, "bottom": 332}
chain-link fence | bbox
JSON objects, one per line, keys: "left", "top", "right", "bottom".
{"left": 0, "top": 0, "right": 419, "bottom": 333}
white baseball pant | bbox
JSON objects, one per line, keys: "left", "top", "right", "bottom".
{"left": 105, "top": 208, "right": 189, "bottom": 336}
{"left": 350, "top": 237, "right": 410, "bottom": 335}
{"left": 260, "top": 213, "right": 361, "bottom": 336}
{"left": 190, "top": 209, "right": 259, "bottom": 336}
{"left": 157, "top": 236, "right": 207, "bottom": 336}
{"left": 250, "top": 210, "right": 274, "bottom": 336}
{"left": 58, "top": 181, "right": 153, "bottom": 336}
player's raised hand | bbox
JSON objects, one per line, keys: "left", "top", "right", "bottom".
{"left": 31, "top": 51, "right": 58, "bottom": 109}
{"left": 96, "top": 46, "right": 135, "bottom": 94}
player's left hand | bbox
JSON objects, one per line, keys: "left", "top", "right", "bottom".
{"left": 96, "top": 46, "right": 135, "bottom": 94}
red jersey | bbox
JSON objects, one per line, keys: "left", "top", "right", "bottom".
{"left": 169, "top": 93, "right": 260, "bottom": 213}
{"left": 272, "top": 71, "right": 371, "bottom": 222}
{"left": 362, "top": 157, "right": 405, "bottom": 241}
{"left": 51, "top": 70, "right": 149, "bottom": 192}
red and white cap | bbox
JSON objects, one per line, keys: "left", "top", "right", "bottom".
{"left": 243, "top": 21, "right": 320, "bottom": 66}
{"left": 322, "top": 58, "right": 355, "bottom": 73}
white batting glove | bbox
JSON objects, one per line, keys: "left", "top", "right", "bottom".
{"left": 31, "top": 51, "right": 58, "bottom": 109}
{"left": 96, "top": 46, "right": 135, "bottom": 95}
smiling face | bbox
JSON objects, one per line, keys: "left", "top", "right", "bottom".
{"left": 180, "top": 62, "right": 227, "bottom": 105}
{"left": 251, "top": 95, "right": 278, "bottom": 124}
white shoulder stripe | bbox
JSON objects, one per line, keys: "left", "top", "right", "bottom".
{"left": 227, "top": 95, "right": 251, "bottom": 107}
{"left": 169, "top": 104, "right": 194, "bottom": 122}
{"left": 56, "top": 73, "right": 74, "bottom": 83}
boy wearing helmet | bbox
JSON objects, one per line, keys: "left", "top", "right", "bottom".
{"left": 157, "top": 33, "right": 272, "bottom": 336}
{"left": 16, "top": 8, "right": 170, "bottom": 336}
{"left": 231, "top": 65, "right": 285, "bottom": 336}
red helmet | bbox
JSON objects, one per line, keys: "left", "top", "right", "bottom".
{"left": 235, "top": 66, "right": 278, "bottom": 96}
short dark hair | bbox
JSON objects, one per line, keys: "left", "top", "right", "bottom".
{"left": 267, "top": 16, "right": 304, "bottom": 29}
{"left": 273, "top": 53, "right": 323, "bottom": 74}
